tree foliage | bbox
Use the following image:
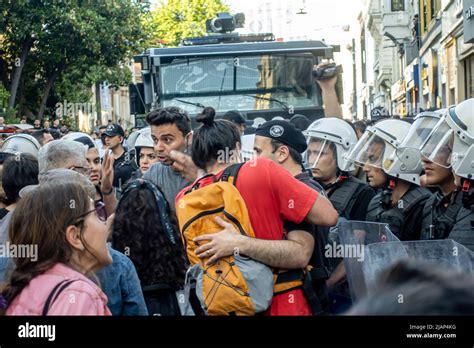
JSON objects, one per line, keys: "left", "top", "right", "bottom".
{"left": 142, "top": 0, "right": 229, "bottom": 47}
{"left": 0, "top": 0, "right": 146, "bottom": 119}
{"left": 0, "top": 84, "right": 8, "bottom": 108}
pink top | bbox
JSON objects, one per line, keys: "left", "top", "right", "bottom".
{"left": 6, "top": 263, "right": 111, "bottom": 316}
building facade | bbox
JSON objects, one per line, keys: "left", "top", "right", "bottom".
{"left": 355, "top": 0, "right": 474, "bottom": 120}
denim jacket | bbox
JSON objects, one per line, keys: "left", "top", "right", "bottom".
{"left": 96, "top": 245, "right": 148, "bottom": 316}
{"left": 0, "top": 211, "right": 14, "bottom": 284}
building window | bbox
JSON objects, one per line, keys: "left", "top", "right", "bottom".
{"left": 391, "top": 0, "right": 405, "bottom": 12}
{"left": 361, "top": 29, "right": 367, "bottom": 83}
{"left": 420, "top": 0, "right": 441, "bottom": 35}
{"left": 466, "top": 56, "right": 474, "bottom": 99}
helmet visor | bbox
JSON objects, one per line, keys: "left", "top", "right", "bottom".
{"left": 305, "top": 137, "right": 331, "bottom": 169}
{"left": 396, "top": 115, "right": 441, "bottom": 171}
{"left": 420, "top": 120, "right": 453, "bottom": 168}
{"left": 346, "top": 131, "right": 392, "bottom": 170}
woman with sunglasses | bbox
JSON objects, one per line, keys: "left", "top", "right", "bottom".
{"left": 29, "top": 168, "right": 148, "bottom": 316}
{"left": 1, "top": 182, "right": 112, "bottom": 315}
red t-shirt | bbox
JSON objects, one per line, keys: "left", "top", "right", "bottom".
{"left": 176, "top": 158, "right": 319, "bottom": 316}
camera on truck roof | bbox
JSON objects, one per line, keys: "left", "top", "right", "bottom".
{"left": 206, "top": 12, "right": 245, "bottom": 34}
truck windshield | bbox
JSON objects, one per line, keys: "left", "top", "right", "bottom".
{"left": 159, "top": 54, "right": 319, "bottom": 114}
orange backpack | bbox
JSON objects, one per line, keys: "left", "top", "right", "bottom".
{"left": 176, "top": 164, "right": 273, "bottom": 316}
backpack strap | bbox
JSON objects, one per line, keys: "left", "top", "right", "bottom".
{"left": 42, "top": 279, "right": 78, "bottom": 315}
{"left": 220, "top": 163, "right": 244, "bottom": 186}
{"left": 274, "top": 268, "right": 325, "bottom": 315}
{"left": 185, "top": 163, "right": 244, "bottom": 195}
{"left": 184, "top": 174, "right": 217, "bottom": 195}
{"left": 142, "top": 283, "right": 174, "bottom": 292}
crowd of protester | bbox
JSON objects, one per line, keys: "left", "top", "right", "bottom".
{"left": 0, "top": 73, "right": 473, "bottom": 317}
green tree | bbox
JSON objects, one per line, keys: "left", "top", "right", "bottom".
{"left": 0, "top": 1, "right": 50, "bottom": 109}
{"left": 143, "top": 0, "right": 229, "bottom": 47}
{"left": 0, "top": 84, "right": 8, "bottom": 108}
{"left": 0, "top": 0, "right": 146, "bottom": 118}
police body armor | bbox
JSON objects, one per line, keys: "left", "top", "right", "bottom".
{"left": 327, "top": 176, "right": 367, "bottom": 219}
{"left": 420, "top": 190, "right": 463, "bottom": 240}
{"left": 366, "top": 186, "right": 431, "bottom": 240}
{"left": 449, "top": 207, "right": 474, "bottom": 252}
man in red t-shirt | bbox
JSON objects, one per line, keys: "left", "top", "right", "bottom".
{"left": 176, "top": 156, "right": 337, "bottom": 315}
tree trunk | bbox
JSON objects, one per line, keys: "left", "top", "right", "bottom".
{"left": 37, "top": 61, "right": 66, "bottom": 119}
{"left": 8, "top": 37, "right": 33, "bottom": 108}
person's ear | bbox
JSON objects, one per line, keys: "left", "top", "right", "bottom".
{"left": 65, "top": 225, "right": 85, "bottom": 252}
{"left": 234, "top": 142, "right": 242, "bottom": 163}
{"left": 185, "top": 131, "right": 193, "bottom": 147}
{"left": 277, "top": 146, "right": 289, "bottom": 164}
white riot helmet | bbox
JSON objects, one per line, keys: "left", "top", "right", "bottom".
{"left": 126, "top": 129, "right": 142, "bottom": 150}
{"left": 346, "top": 119, "right": 419, "bottom": 184}
{"left": 431, "top": 98, "right": 474, "bottom": 180}
{"left": 395, "top": 110, "right": 444, "bottom": 174}
{"left": 0, "top": 134, "right": 41, "bottom": 159}
{"left": 304, "top": 117, "right": 358, "bottom": 172}
{"left": 134, "top": 127, "right": 153, "bottom": 150}
{"left": 62, "top": 132, "right": 96, "bottom": 148}
{"left": 134, "top": 127, "right": 154, "bottom": 166}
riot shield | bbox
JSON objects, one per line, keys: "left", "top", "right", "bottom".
{"left": 335, "top": 221, "right": 400, "bottom": 302}
{"left": 337, "top": 221, "right": 474, "bottom": 302}
{"left": 362, "top": 239, "right": 474, "bottom": 290}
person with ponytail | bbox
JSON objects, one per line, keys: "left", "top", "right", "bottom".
{"left": 1, "top": 182, "right": 112, "bottom": 315}
{"left": 176, "top": 107, "right": 338, "bottom": 316}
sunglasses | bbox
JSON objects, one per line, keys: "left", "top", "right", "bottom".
{"left": 76, "top": 201, "right": 107, "bottom": 223}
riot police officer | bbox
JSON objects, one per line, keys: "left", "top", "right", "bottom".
{"left": 304, "top": 118, "right": 375, "bottom": 221}
{"left": 347, "top": 119, "right": 431, "bottom": 240}
{"left": 304, "top": 118, "right": 375, "bottom": 313}
{"left": 398, "top": 111, "right": 464, "bottom": 241}
{"left": 418, "top": 99, "right": 474, "bottom": 251}
{"left": 0, "top": 134, "right": 41, "bottom": 160}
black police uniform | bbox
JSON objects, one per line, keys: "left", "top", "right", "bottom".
{"left": 449, "top": 182, "right": 474, "bottom": 251}
{"left": 420, "top": 189, "right": 464, "bottom": 241}
{"left": 284, "top": 171, "right": 331, "bottom": 314}
{"left": 112, "top": 150, "right": 138, "bottom": 189}
{"left": 366, "top": 183, "right": 431, "bottom": 240}
{"left": 322, "top": 175, "right": 375, "bottom": 221}
{"left": 104, "top": 124, "right": 138, "bottom": 189}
